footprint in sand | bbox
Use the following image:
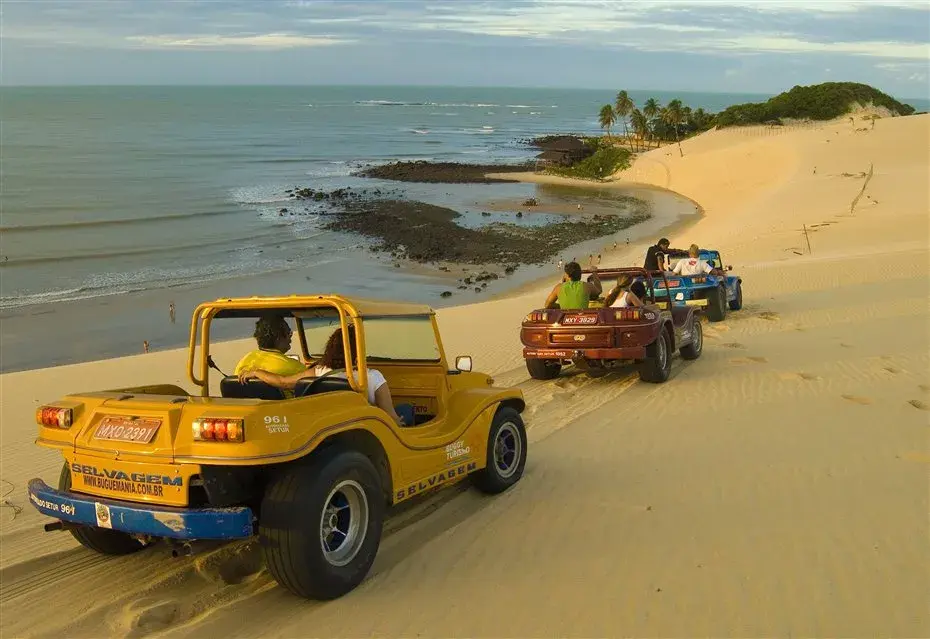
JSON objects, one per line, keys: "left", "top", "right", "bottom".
{"left": 840, "top": 343, "right": 854, "bottom": 348}
{"left": 907, "top": 399, "right": 929, "bottom": 411}
{"left": 120, "top": 598, "right": 181, "bottom": 637}
{"left": 919, "top": 384, "right": 930, "bottom": 393}
{"left": 882, "top": 366, "right": 901, "bottom": 374}
{"left": 721, "top": 342, "right": 747, "bottom": 349}
{"left": 842, "top": 394, "right": 873, "bottom": 405}
{"left": 797, "top": 372, "right": 821, "bottom": 381}
{"left": 758, "top": 311, "right": 780, "bottom": 321}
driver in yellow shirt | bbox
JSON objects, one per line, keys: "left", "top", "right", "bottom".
{"left": 234, "top": 315, "right": 307, "bottom": 379}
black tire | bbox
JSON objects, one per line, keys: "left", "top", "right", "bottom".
{"left": 259, "top": 448, "right": 384, "bottom": 600}
{"left": 58, "top": 464, "right": 149, "bottom": 556}
{"left": 728, "top": 282, "right": 743, "bottom": 311}
{"left": 706, "top": 286, "right": 728, "bottom": 322}
{"left": 679, "top": 317, "right": 703, "bottom": 360}
{"left": 526, "top": 358, "right": 561, "bottom": 380}
{"left": 473, "top": 408, "right": 528, "bottom": 494}
{"left": 639, "top": 327, "right": 672, "bottom": 383}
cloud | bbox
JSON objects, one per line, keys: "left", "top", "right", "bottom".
{"left": 349, "top": 0, "right": 929, "bottom": 63}
{"left": 682, "top": 35, "right": 930, "bottom": 60}
{"left": 125, "top": 33, "right": 353, "bottom": 49}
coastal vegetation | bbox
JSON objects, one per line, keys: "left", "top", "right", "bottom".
{"left": 714, "top": 82, "right": 915, "bottom": 126}
{"left": 597, "top": 94, "right": 716, "bottom": 156}
{"left": 596, "top": 82, "right": 915, "bottom": 152}
{"left": 546, "top": 139, "right": 632, "bottom": 181}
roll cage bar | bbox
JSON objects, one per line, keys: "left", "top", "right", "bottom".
{"left": 187, "top": 296, "right": 372, "bottom": 398}
{"left": 581, "top": 267, "right": 672, "bottom": 304}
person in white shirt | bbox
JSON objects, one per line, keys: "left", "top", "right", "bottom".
{"left": 672, "top": 244, "right": 713, "bottom": 276}
{"left": 605, "top": 274, "right": 644, "bottom": 308}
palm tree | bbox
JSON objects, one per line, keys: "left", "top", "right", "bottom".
{"left": 598, "top": 104, "right": 616, "bottom": 139}
{"left": 681, "top": 105, "right": 693, "bottom": 132}
{"left": 629, "top": 109, "right": 649, "bottom": 151}
{"left": 692, "top": 107, "right": 709, "bottom": 131}
{"left": 663, "top": 99, "right": 684, "bottom": 157}
{"left": 614, "top": 90, "right": 635, "bottom": 151}
{"left": 643, "top": 98, "right": 660, "bottom": 147}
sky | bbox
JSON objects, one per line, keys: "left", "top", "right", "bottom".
{"left": 2, "top": 0, "right": 928, "bottom": 98}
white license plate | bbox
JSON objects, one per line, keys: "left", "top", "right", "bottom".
{"left": 563, "top": 315, "right": 598, "bottom": 325}
{"left": 93, "top": 416, "right": 162, "bottom": 443}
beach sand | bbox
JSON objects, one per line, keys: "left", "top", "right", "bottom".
{"left": 1, "top": 114, "right": 927, "bottom": 638}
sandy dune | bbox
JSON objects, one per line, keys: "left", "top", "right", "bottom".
{"left": 1, "top": 114, "right": 928, "bottom": 638}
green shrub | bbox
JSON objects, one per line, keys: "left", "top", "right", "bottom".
{"left": 716, "top": 82, "right": 915, "bottom": 127}
{"left": 547, "top": 146, "right": 632, "bottom": 181}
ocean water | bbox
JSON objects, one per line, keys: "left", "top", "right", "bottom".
{"left": 0, "top": 85, "right": 837, "bottom": 371}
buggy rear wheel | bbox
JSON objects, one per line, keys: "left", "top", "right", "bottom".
{"left": 639, "top": 327, "right": 672, "bottom": 383}
{"left": 679, "top": 317, "right": 703, "bottom": 360}
{"left": 58, "top": 464, "right": 149, "bottom": 556}
{"left": 526, "top": 358, "right": 561, "bottom": 380}
{"left": 706, "top": 286, "right": 728, "bottom": 322}
{"left": 259, "top": 448, "right": 384, "bottom": 600}
{"left": 728, "top": 282, "right": 743, "bottom": 311}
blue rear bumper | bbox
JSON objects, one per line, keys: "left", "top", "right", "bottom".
{"left": 28, "top": 479, "right": 254, "bottom": 540}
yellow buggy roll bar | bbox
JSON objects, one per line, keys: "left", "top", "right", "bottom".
{"left": 186, "top": 295, "right": 370, "bottom": 398}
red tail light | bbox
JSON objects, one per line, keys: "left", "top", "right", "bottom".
{"left": 524, "top": 311, "right": 549, "bottom": 323}
{"left": 36, "top": 406, "right": 73, "bottom": 428}
{"left": 193, "top": 418, "right": 244, "bottom": 442}
{"left": 666, "top": 280, "right": 681, "bottom": 287}
{"left": 614, "top": 308, "right": 642, "bottom": 321}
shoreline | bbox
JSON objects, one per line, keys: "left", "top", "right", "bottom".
{"left": 0, "top": 174, "right": 698, "bottom": 375}
{"left": 1, "top": 168, "right": 697, "bottom": 374}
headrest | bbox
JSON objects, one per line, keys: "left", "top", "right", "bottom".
{"left": 219, "top": 377, "right": 286, "bottom": 400}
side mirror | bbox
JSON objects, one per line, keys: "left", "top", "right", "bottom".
{"left": 455, "top": 356, "right": 473, "bottom": 372}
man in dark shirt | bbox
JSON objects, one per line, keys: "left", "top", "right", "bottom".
{"left": 643, "top": 238, "right": 671, "bottom": 271}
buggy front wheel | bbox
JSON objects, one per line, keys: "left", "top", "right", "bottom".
{"left": 473, "top": 408, "right": 528, "bottom": 494}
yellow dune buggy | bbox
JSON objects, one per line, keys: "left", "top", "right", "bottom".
{"left": 28, "top": 295, "right": 527, "bottom": 600}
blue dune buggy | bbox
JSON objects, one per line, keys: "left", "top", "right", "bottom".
{"left": 654, "top": 249, "right": 743, "bottom": 322}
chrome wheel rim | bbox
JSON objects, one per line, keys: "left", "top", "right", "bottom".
{"left": 494, "top": 423, "right": 522, "bottom": 479}
{"left": 692, "top": 321, "right": 703, "bottom": 353}
{"left": 658, "top": 331, "right": 668, "bottom": 369}
{"left": 319, "top": 479, "right": 368, "bottom": 567}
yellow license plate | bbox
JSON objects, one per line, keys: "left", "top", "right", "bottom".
{"left": 685, "top": 299, "right": 709, "bottom": 306}
{"left": 93, "top": 416, "right": 162, "bottom": 443}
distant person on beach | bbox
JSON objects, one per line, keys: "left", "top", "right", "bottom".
{"left": 557, "top": 258, "right": 563, "bottom": 270}
{"left": 672, "top": 244, "right": 714, "bottom": 276}
{"left": 605, "top": 274, "right": 644, "bottom": 308}
{"left": 544, "top": 261, "right": 601, "bottom": 310}
{"left": 238, "top": 324, "right": 411, "bottom": 425}
{"left": 143, "top": 341, "right": 149, "bottom": 353}
{"left": 169, "top": 302, "right": 176, "bottom": 324}
{"left": 596, "top": 254, "right": 602, "bottom": 265}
